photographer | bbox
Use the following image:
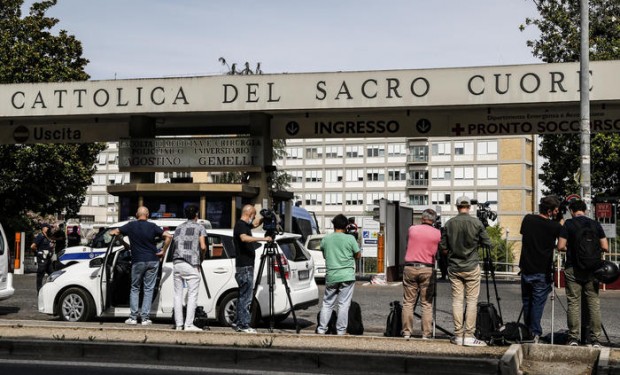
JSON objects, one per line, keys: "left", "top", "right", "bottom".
{"left": 233, "top": 204, "right": 272, "bottom": 333}
{"left": 519, "top": 196, "right": 562, "bottom": 343}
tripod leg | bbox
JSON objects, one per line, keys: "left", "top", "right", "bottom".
{"left": 250, "top": 252, "right": 268, "bottom": 328}
{"left": 274, "top": 252, "right": 300, "bottom": 333}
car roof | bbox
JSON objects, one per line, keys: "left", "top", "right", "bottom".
{"left": 109, "top": 218, "right": 212, "bottom": 230}
{"left": 206, "top": 228, "right": 301, "bottom": 240}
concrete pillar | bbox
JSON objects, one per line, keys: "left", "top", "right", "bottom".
{"left": 248, "top": 113, "right": 272, "bottom": 206}
{"left": 129, "top": 116, "right": 156, "bottom": 184}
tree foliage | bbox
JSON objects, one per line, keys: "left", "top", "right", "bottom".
{"left": 523, "top": 0, "right": 620, "bottom": 197}
{"left": 0, "top": 0, "right": 105, "bottom": 230}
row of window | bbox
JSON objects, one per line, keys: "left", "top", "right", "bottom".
{"left": 426, "top": 166, "right": 498, "bottom": 180}
{"left": 289, "top": 168, "right": 407, "bottom": 183}
{"left": 303, "top": 192, "right": 406, "bottom": 206}
{"left": 409, "top": 191, "right": 498, "bottom": 206}
{"left": 285, "top": 144, "right": 407, "bottom": 160}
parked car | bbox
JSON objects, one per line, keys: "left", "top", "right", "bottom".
{"left": 304, "top": 234, "right": 326, "bottom": 281}
{"left": 0, "top": 223, "right": 14, "bottom": 301}
{"left": 56, "top": 218, "right": 212, "bottom": 267}
{"left": 38, "top": 229, "right": 319, "bottom": 326}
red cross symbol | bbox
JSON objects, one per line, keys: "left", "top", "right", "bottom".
{"left": 452, "top": 123, "right": 466, "bottom": 136}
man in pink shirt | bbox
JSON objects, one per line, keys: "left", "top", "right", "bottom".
{"left": 401, "top": 208, "right": 441, "bottom": 339}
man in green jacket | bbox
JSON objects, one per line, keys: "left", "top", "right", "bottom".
{"left": 440, "top": 196, "right": 492, "bottom": 347}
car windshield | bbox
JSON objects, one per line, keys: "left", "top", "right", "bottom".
{"left": 306, "top": 238, "right": 322, "bottom": 251}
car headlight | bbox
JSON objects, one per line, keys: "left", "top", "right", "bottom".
{"left": 47, "top": 270, "right": 66, "bottom": 283}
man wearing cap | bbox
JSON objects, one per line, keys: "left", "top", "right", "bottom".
{"left": 440, "top": 196, "right": 492, "bottom": 346}
{"left": 31, "top": 223, "right": 55, "bottom": 293}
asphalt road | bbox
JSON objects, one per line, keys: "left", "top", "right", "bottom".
{"left": 3, "top": 273, "right": 620, "bottom": 346}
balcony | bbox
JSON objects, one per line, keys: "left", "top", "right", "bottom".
{"left": 407, "top": 155, "right": 428, "bottom": 163}
{"left": 407, "top": 179, "right": 428, "bottom": 188}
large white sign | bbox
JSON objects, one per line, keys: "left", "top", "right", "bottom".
{"left": 2, "top": 61, "right": 620, "bottom": 118}
{"left": 118, "top": 137, "right": 264, "bottom": 172}
{"left": 361, "top": 217, "right": 380, "bottom": 258}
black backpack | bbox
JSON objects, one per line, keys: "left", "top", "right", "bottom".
{"left": 316, "top": 301, "right": 364, "bottom": 335}
{"left": 384, "top": 300, "right": 403, "bottom": 337}
{"left": 475, "top": 302, "right": 502, "bottom": 341}
{"left": 573, "top": 219, "right": 603, "bottom": 272}
{"left": 490, "top": 322, "right": 533, "bottom": 345}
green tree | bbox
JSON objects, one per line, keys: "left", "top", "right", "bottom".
{"left": 0, "top": 0, "right": 105, "bottom": 230}
{"left": 479, "top": 224, "right": 515, "bottom": 272}
{"left": 522, "top": 0, "right": 620, "bottom": 197}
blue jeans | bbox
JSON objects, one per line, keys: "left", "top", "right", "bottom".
{"left": 521, "top": 273, "right": 551, "bottom": 336}
{"left": 130, "top": 261, "right": 160, "bottom": 320}
{"left": 317, "top": 281, "right": 355, "bottom": 335}
{"left": 235, "top": 266, "right": 254, "bottom": 329}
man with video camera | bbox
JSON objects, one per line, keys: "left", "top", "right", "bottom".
{"left": 519, "top": 196, "right": 562, "bottom": 343}
{"left": 440, "top": 196, "right": 491, "bottom": 347}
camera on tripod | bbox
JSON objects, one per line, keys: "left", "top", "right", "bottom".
{"left": 470, "top": 199, "right": 497, "bottom": 227}
{"left": 260, "top": 208, "right": 281, "bottom": 239}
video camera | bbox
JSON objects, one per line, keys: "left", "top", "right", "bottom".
{"left": 470, "top": 199, "right": 497, "bottom": 227}
{"left": 260, "top": 208, "right": 281, "bottom": 239}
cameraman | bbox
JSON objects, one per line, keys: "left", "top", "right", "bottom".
{"left": 518, "top": 196, "right": 562, "bottom": 343}
{"left": 233, "top": 204, "right": 272, "bottom": 333}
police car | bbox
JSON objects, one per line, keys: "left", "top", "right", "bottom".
{"left": 38, "top": 229, "right": 319, "bottom": 326}
{"left": 56, "top": 218, "right": 212, "bottom": 266}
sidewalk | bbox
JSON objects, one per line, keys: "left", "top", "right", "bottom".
{"left": 0, "top": 320, "right": 614, "bottom": 374}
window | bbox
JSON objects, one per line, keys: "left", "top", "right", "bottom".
{"left": 345, "top": 193, "right": 364, "bottom": 206}
{"left": 431, "top": 142, "right": 450, "bottom": 155}
{"left": 325, "top": 192, "right": 343, "bottom": 206}
{"left": 305, "top": 169, "right": 323, "bottom": 182}
{"left": 388, "top": 143, "right": 406, "bottom": 156}
{"left": 325, "top": 169, "right": 343, "bottom": 182}
{"left": 304, "top": 193, "right": 322, "bottom": 205}
{"left": 454, "top": 166, "right": 474, "bottom": 179}
{"left": 324, "top": 146, "right": 343, "bottom": 158}
{"left": 409, "top": 170, "right": 428, "bottom": 186}
{"left": 366, "top": 168, "right": 385, "bottom": 181}
{"left": 431, "top": 167, "right": 451, "bottom": 180}
{"left": 366, "top": 193, "right": 382, "bottom": 206}
{"left": 477, "top": 166, "right": 498, "bottom": 179}
{"left": 409, "top": 194, "right": 428, "bottom": 205}
{"left": 286, "top": 147, "right": 303, "bottom": 159}
{"left": 345, "top": 169, "right": 364, "bottom": 182}
{"left": 409, "top": 145, "right": 428, "bottom": 162}
{"left": 290, "top": 171, "right": 303, "bottom": 183}
{"left": 345, "top": 145, "right": 363, "bottom": 158}
{"left": 388, "top": 168, "right": 406, "bottom": 181}
{"left": 98, "top": 154, "right": 107, "bottom": 165}
{"left": 431, "top": 192, "right": 451, "bottom": 205}
{"left": 305, "top": 147, "right": 323, "bottom": 159}
{"left": 454, "top": 142, "right": 474, "bottom": 155}
{"left": 476, "top": 191, "right": 498, "bottom": 203}
{"left": 478, "top": 141, "right": 498, "bottom": 155}
{"left": 387, "top": 192, "right": 405, "bottom": 203}
{"left": 366, "top": 144, "right": 385, "bottom": 157}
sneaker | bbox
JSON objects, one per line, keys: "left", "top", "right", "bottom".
{"left": 533, "top": 335, "right": 540, "bottom": 344}
{"left": 141, "top": 319, "right": 153, "bottom": 326}
{"left": 403, "top": 334, "right": 411, "bottom": 340}
{"left": 450, "top": 336, "right": 464, "bottom": 346}
{"left": 567, "top": 339, "right": 579, "bottom": 346}
{"left": 125, "top": 318, "right": 138, "bottom": 325}
{"left": 463, "top": 337, "right": 487, "bottom": 347}
{"left": 239, "top": 327, "right": 257, "bottom": 333}
{"left": 590, "top": 340, "right": 602, "bottom": 348}
{"left": 422, "top": 336, "right": 431, "bottom": 340}
{"left": 184, "top": 325, "right": 202, "bottom": 332}
{"left": 175, "top": 326, "right": 183, "bottom": 331}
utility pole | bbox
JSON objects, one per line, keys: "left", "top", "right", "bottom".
{"left": 579, "top": 0, "right": 592, "bottom": 216}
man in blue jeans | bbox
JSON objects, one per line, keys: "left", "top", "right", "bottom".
{"left": 111, "top": 206, "right": 171, "bottom": 325}
{"left": 519, "top": 196, "right": 562, "bottom": 343}
{"left": 317, "top": 214, "right": 361, "bottom": 335}
{"left": 233, "top": 204, "right": 272, "bottom": 333}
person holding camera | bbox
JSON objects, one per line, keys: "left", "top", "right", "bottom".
{"left": 32, "top": 223, "right": 55, "bottom": 293}
{"left": 233, "top": 204, "right": 272, "bottom": 333}
{"left": 316, "top": 214, "right": 361, "bottom": 335}
{"left": 557, "top": 199, "right": 608, "bottom": 347}
{"left": 172, "top": 205, "right": 207, "bottom": 332}
{"left": 440, "top": 196, "right": 491, "bottom": 347}
{"left": 519, "top": 196, "right": 562, "bottom": 343}
{"left": 401, "top": 208, "right": 441, "bottom": 340}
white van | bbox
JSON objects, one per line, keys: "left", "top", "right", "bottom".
{"left": 39, "top": 229, "right": 319, "bottom": 326}
{"left": 0, "top": 223, "right": 15, "bottom": 301}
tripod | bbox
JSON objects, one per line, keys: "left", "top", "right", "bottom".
{"left": 251, "top": 240, "right": 300, "bottom": 333}
{"left": 482, "top": 245, "right": 504, "bottom": 322}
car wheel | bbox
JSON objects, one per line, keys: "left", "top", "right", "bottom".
{"left": 57, "top": 287, "right": 95, "bottom": 322}
{"left": 218, "top": 292, "right": 260, "bottom": 327}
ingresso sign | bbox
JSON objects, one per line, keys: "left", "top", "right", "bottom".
{"left": 118, "top": 137, "right": 264, "bottom": 172}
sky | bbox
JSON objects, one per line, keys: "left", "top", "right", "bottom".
{"left": 22, "top": 0, "right": 543, "bottom": 81}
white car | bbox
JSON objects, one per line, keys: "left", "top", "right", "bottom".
{"left": 57, "top": 218, "right": 212, "bottom": 266}
{"left": 304, "top": 234, "right": 326, "bottom": 281}
{"left": 0, "top": 223, "right": 14, "bottom": 301}
{"left": 39, "top": 229, "right": 319, "bottom": 326}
